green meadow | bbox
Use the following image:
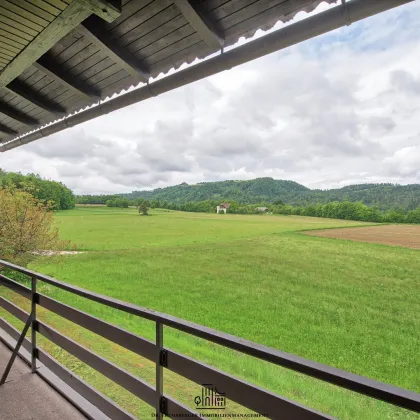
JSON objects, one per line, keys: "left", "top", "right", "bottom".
{"left": 1, "top": 207, "right": 419, "bottom": 419}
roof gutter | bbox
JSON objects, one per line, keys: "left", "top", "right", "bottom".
{"left": 0, "top": 0, "right": 412, "bottom": 152}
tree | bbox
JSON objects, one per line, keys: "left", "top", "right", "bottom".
{"left": 150, "top": 198, "right": 159, "bottom": 208}
{"left": 0, "top": 187, "right": 70, "bottom": 267}
{"left": 139, "top": 200, "right": 150, "bottom": 216}
{"left": 0, "top": 169, "right": 75, "bottom": 210}
{"left": 106, "top": 199, "right": 116, "bottom": 207}
{"left": 226, "top": 200, "right": 239, "bottom": 214}
{"left": 273, "top": 199, "right": 284, "bottom": 206}
{"left": 118, "top": 198, "right": 130, "bottom": 208}
{"left": 407, "top": 208, "right": 420, "bottom": 224}
{"left": 57, "top": 181, "right": 76, "bottom": 209}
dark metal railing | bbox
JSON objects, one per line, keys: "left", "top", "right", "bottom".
{"left": 0, "top": 259, "right": 419, "bottom": 419}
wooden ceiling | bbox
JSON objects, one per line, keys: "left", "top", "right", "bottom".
{"left": 0, "top": 0, "right": 412, "bottom": 149}
{"left": 0, "top": 0, "right": 340, "bottom": 145}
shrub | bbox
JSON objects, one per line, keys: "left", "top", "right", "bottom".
{"left": 139, "top": 201, "right": 149, "bottom": 215}
{"left": 0, "top": 187, "right": 70, "bottom": 267}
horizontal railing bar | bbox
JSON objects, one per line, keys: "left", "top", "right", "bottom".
{"left": 0, "top": 317, "right": 197, "bottom": 420}
{"left": 0, "top": 319, "right": 111, "bottom": 420}
{"left": 166, "top": 350, "right": 331, "bottom": 419}
{"left": 37, "top": 293, "right": 155, "bottom": 362}
{"left": 0, "top": 302, "right": 329, "bottom": 419}
{"left": 1, "top": 259, "right": 419, "bottom": 412}
{"left": 36, "top": 322, "right": 207, "bottom": 419}
{"left": 38, "top": 349, "right": 136, "bottom": 420}
{"left": 36, "top": 320, "right": 156, "bottom": 407}
{"left": 37, "top": 362, "right": 111, "bottom": 420}
{"left": 0, "top": 313, "right": 32, "bottom": 386}
{"left": 33, "top": 286, "right": 420, "bottom": 412}
{"left": 0, "top": 303, "right": 320, "bottom": 419}
{"left": 0, "top": 260, "right": 37, "bottom": 277}
{"left": 0, "top": 296, "right": 29, "bottom": 323}
{"left": 0, "top": 316, "right": 32, "bottom": 354}
{"left": 0, "top": 273, "right": 31, "bottom": 299}
{"left": 165, "top": 398, "right": 205, "bottom": 419}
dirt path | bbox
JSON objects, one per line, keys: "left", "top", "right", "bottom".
{"left": 305, "top": 225, "right": 420, "bottom": 249}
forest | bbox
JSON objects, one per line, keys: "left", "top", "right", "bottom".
{"left": 0, "top": 169, "right": 75, "bottom": 210}
{"left": 77, "top": 177, "right": 420, "bottom": 212}
{"left": 155, "top": 199, "right": 420, "bottom": 224}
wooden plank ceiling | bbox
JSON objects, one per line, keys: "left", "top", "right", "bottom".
{"left": 0, "top": 0, "right": 336, "bottom": 144}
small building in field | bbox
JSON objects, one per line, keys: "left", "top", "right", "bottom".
{"left": 255, "top": 207, "right": 269, "bottom": 212}
{"left": 216, "top": 203, "right": 230, "bottom": 214}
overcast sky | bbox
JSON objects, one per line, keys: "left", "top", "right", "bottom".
{"left": 1, "top": 1, "right": 420, "bottom": 195}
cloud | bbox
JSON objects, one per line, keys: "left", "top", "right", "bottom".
{"left": 383, "top": 146, "right": 420, "bottom": 178}
{"left": 390, "top": 70, "right": 420, "bottom": 95}
{"left": 1, "top": 1, "right": 420, "bottom": 194}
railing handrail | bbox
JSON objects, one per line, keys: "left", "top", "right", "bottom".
{"left": 1, "top": 259, "right": 420, "bottom": 417}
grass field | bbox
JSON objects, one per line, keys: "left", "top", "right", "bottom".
{"left": 1, "top": 207, "right": 419, "bottom": 419}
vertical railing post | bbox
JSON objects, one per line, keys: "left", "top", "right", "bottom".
{"left": 31, "top": 276, "right": 37, "bottom": 373}
{"left": 155, "top": 321, "right": 166, "bottom": 418}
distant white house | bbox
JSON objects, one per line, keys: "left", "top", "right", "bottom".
{"left": 255, "top": 207, "right": 269, "bottom": 212}
{"left": 216, "top": 203, "right": 230, "bottom": 214}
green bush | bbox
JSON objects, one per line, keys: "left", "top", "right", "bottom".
{"left": 0, "top": 169, "right": 75, "bottom": 210}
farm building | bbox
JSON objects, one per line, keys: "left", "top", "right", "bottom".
{"left": 216, "top": 203, "right": 231, "bottom": 214}
{"left": 255, "top": 207, "right": 269, "bottom": 212}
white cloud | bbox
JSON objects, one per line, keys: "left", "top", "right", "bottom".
{"left": 383, "top": 146, "right": 420, "bottom": 178}
{"left": 1, "top": 1, "right": 420, "bottom": 194}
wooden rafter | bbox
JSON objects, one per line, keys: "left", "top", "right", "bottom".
{"left": 77, "top": 20, "right": 149, "bottom": 83}
{"left": 0, "top": 122, "right": 18, "bottom": 136}
{"left": 6, "top": 81, "right": 66, "bottom": 116}
{"left": 0, "top": 0, "right": 122, "bottom": 90}
{"left": 0, "top": 102, "right": 39, "bottom": 126}
{"left": 78, "top": 0, "right": 122, "bottom": 23}
{"left": 173, "top": 0, "right": 224, "bottom": 51}
{"left": 33, "top": 59, "right": 100, "bottom": 102}
{"left": 0, "top": 1, "right": 91, "bottom": 89}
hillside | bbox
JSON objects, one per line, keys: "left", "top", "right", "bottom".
{"left": 118, "top": 178, "right": 420, "bottom": 211}
{"left": 121, "top": 178, "right": 309, "bottom": 205}
{"left": 294, "top": 183, "right": 420, "bottom": 211}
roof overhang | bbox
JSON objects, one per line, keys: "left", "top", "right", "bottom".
{"left": 0, "top": 0, "right": 413, "bottom": 152}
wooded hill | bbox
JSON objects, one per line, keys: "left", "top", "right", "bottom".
{"left": 0, "top": 169, "right": 75, "bottom": 210}
{"left": 116, "top": 178, "right": 419, "bottom": 212}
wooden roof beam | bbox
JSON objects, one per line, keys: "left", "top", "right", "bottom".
{"left": 6, "top": 80, "right": 66, "bottom": 116}
{"left": 79, "top": 0, "right": 122, "bottom": 23}
{"left": 0, "top": 102, "right": 39, "bottom": 126}
{"left": 33, "top": 58, "right": 100, "bottom": 103}
{"left": 0, "top": 0, "right": 122, "bottom": 90}
{"left": 0, "top": 123, "right": 18, "bottom": 136}
{"left": 173, "top": 0, "right": 224, "bottom": 51}
{"left": 0, "top": 1, "right": 91, "bottom": 89}
{"left": 77, "top": 20, "right": 149, "bottom": 83}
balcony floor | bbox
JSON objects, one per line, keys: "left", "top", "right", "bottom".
{"left": 0, "top": 341, "right": 86, "bottom": 420}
